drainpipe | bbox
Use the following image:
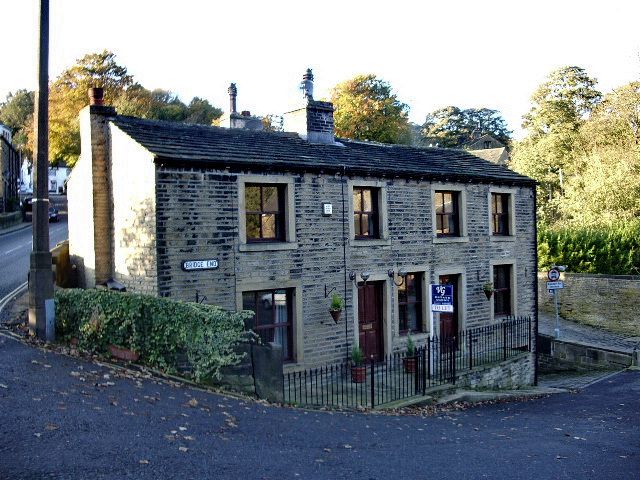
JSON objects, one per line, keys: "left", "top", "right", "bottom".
{"left": 533, "top": 186, "right": 539, "bottom": 386}
{"left": 341, "top": 165, "right": 350, "bottom": 363}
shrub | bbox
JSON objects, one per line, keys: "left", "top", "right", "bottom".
{"left": 55, "top": 289, "right": 252, "bottom": 381}
{"left": 538, "top": 220, "right": 640, "bottom": 275}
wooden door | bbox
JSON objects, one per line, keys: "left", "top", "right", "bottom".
{"left": 358, "top": 282, "right": 384, "bottom": 361}
{"left": 438, "top": 274, "right": 459, "bottom": 338}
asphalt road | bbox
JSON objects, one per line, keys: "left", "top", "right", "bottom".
{"left": 0, "top": 217, "right": 68, "bottom": 301}
{"left": 0, "top": 333, "right": 638, "bottom": 480}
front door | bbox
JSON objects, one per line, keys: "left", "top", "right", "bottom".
{"left": 438, "top": 274, "right": 460, "bottom": 338}
{"left": 358, "top": 282, "right": 384, "bottom": 361}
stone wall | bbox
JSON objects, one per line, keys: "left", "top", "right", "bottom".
{"left": 538, "top": 334, "right": 632, "bottom": 372}
{"left": 152, "top": 165, "right": 537, "bottom": 369}
{"left": 538, "top": 273, "right": 640, "bottom": 336}
{"left": 457, "top": 354, "right": 535, "bottom": 389}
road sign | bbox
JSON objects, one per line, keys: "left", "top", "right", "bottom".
{"left": 431, "top": 284, "right": 454, "bottom": 312}
{"left": 181, "top": 259, "right": 219, "bottom": 271}
{"left": 546, "top": 281, "right": 564, "bottom": 290}
{"left": 548, "top": 268, "right": 561, "bottom": 281}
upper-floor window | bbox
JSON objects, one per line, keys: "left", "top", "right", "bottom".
{"left": 435, "top": 191, "right": 460, "bottom": 237}
{"left": 398, "top": 273, "right": 423, "bottom": 335}
{"left": 491, "top": 192, "right": 510, "bottom": 236}
{"left": 483, "top": 140, "right": 492, "bottom": 149}
{"left": 493, "top": 264, "right": 512, "bottom": 317}
{"left": 245, "top": 183, "right": 285, "bottom": 242}
{"left": 353, "top": 187, "right": 380, "bottom": 239}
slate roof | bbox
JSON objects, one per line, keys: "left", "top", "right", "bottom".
{"left": 468, "top": 147, "right": 510, "bottom": 166}
{"left": 111, "top": 116, "right": 534, "bottom": 186}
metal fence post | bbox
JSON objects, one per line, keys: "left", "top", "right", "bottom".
{"left": 370, "top": 358, "right": 375, "bottom": 408}
{"left": 502, "top": 322, "right": 507, "bottom": 361}
{"left": 468, "top": 331, "right": 473, "bottom": 370}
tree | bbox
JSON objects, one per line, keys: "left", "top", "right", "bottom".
{"left": 421, "top": 106, "right": 511, "bottom": 148}
{"left": 511, "top": 66, "right": 602, "bottom": 224}
{"left": 331, "top": 74, "right": 412, "bottom": 144}
{"left": 37, "top": 50, "right": 133, "bottom": 167}
{"left": 185, "top": 97, "right": 222, "bottom": 125}
{"left": 0, "top": 89, "right": 35, "bottom": 154}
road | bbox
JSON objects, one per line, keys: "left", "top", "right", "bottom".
{"left": 0, "top": 333, "right": 637, "bottom": 480}
{"left": 0, "top": 217, "right": 68, "bottom": 301}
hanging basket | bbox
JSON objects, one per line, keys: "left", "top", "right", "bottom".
{"left": 484, "top": 289, "right": 494, "bottom": 300}
{"left": 329, "top": 309, "right": 342, "bottom": 323}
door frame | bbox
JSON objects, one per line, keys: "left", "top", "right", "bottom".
{"left": 351, "top": 272, "right": 391, "bottom": 358}
{"left": 433, "top": 267, "right": 467, "bottom": 336}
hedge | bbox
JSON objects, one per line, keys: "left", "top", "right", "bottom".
{"left": 538, "top": 221, "right": 640, "bottom": 275}
{"left": 55, "top": 289, "right": 252, "bottom": 381}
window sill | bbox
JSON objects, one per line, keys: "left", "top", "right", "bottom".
{"left": 239, "top": 242, "right": 299, "bottom": 252}
{"left": 432, "top": 236, "right": 469, "bottom": 244}
{"left": 490, "top": 235, "right": 516, "bottom": 242}
{"left": 349, "top": 238, "right": 392, "bottom": 248}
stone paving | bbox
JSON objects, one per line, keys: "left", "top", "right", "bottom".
{"left": 538, "top": 311, "right": 640, "bottom": 354}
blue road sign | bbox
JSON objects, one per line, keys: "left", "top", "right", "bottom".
{"left": 431, "top": 284, "right": 454, "bottom": 312}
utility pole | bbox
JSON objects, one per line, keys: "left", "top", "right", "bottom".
{"left": 29, "top": 0, "right": 55, "bottom": 341}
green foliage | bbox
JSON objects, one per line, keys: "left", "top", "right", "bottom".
{"left": 331, "top": 74, "right": 412, "bottom": 144}
{"left": 406, "top": 334, "right": 415, "bottom": 356}
{"left": 421, "top": 106, "right": 511, "bottom": 148}
{"left": 0, "top": 89, "right": 34, "bottom": 154}
{"left": 350, "top": 345, "right": 365, "bottom": 366}
{"left": 538, "top": 221, "right": 640, "bottom": 275}
{"left": 330, "top": 293, "right": 344, "bottom": 311}
{"left": 55, "top": 289, "right": 251, "bottom": 381}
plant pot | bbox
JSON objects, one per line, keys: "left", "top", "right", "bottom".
{"left": 329, "top": 309, "right": 342, "bottom": 323}
{"left": 108, "top": 344, "right": 140, "bottom": 362}
{"left": 351, "top": 365, "right": 366, "bottom": 383}
{"left": 484, "top": 290, "right": 494, "bottom": 300}
{"left": 403, "top": 356, "right": 417, "bottom": 373}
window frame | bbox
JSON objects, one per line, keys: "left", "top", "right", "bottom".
{"left": 348, "top": 180, "right": 390, "bottom": 247}
{"left": 245, "top": 183, "right": 286, "bottom": 243}
{"left": 492, "top": 264, "right": 512, "bottom": 317}
{"left": 238, "top": 174, "right": 297, "bottom": 252}
{"left": 489, "top": 260, "right": 517, "bottom": 319}
{"left": 398, "top": 272, "right": 424, "bottom": 335}
{"left": 434, "top": 190, "right": 460, "bottom": 237}
{"left": 353, "top": 186, "right": 380, "bottom": 239}
{"left": 491, "top": 192, "right": 510, "bottom": 236}
{"left": 488, "top": 188, "right": 516, "bottom": 241}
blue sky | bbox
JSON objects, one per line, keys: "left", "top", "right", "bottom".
{"left": 2, "top": 0, "right": 639, "bottom": 138}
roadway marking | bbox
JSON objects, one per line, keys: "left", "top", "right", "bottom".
{"left": 3, "top": 246, "right": 23, "bottom": 255}
{"left": 0, "top": 281, "right": 28, "bottom": 317}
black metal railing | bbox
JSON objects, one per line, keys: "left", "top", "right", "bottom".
{"left": 283, "top": 316, "right": 533, "bottom": 408}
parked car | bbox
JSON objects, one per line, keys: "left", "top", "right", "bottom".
{"left": 48, "top": 206, "right": 59, "bottom": 222}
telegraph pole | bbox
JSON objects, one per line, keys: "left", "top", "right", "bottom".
{"left": 29, "top": 0, "right": 55, "bottom": 341}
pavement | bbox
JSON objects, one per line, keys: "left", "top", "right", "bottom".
{"left": 1, "top": 329, "right": 639, "bottom": 480}
{"left": 538, "top": 311, "right": 640, "bottom": 354}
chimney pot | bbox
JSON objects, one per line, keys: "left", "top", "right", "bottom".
{"left": 88, "top": 87, "right": 104, "bottom": 106}
{"left": 241, "top": 110, "right": 251, "bottom": 117}
{"left": 228, "top": 83, "right": 237, "bottom": 114}
{"left": 300, "top": 68, "right": 314, "bottom": 100}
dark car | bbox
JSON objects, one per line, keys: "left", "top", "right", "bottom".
{"left": 48, "top": 206, "right": 59, "bottom": 222}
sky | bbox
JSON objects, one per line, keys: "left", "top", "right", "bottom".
{"left": 1, "top": 0, "right": 639, "bottom": 139}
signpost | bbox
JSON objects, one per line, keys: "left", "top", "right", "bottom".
{"left": 429, "top": 284, "right": 454, "bottom": 339}
{"left": 181, "top": 259, "right": 219, "bottom": 272}
{"left": 547, "top": 267, "right": 565, "bottom": 338}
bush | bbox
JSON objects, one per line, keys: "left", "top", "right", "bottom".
{"left": 55, "top": 289, "right": 252, "bottom": 381}
{"left": 538, "top": 221, "right": 640, "bottom": 274}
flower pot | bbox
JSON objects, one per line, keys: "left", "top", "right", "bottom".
{"left": 403, "top": 356, "right": 417, "bottom": 373}
{"left": 108, "top": 344, "right": 140, "bottom": 362}
{"left": 329, "top": 309, "right": 342, "bottom": 323}
{"left": 484, "top": 290, "right": 494, "bottom": 300}
{"left": 351, "top": 365, "right": 366, "bottom": 383}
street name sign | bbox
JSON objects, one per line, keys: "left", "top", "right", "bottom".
{"left": 546, "top": 281, "right": 564, "bottom": 290}
{"left": 430, "top": 284, "right": 454, "bottom": 312}
{"left": 181, "top": 259, "right": 219, "bottom": 271}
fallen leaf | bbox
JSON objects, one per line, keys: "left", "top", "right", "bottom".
{"left": 45, "top": 423, "right": 59, "bottom": 431}
{"left": 0, "top": 384, "right": 7, "bottom": 389}
{"left": 179, "top": 427, "right": 187, "bottom": 432}
{"left": 179, "top": 447, "right": 188, "bottom": 453}
{"left": 34, "top": 433, "right": 42, "bottom": 438}
{"left": 183, "top": 436, "right": 195, "bottom": 441}
{"left": 343, "top": 444, "right": 352, "bottom": 449}
{"left": 556, "top": 455, "right": 567, "bottom": 460}
{"left": 187, "top": 398, "right": 199, "bottom": 408}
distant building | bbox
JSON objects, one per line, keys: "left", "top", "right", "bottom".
{"left": 20, "top": 158, "right": 71, "bottom": 193}
{"left": 0, "top": 125, "right": 20, "bottom": 212}
{"left": 466, "top": 134, "right": 510, "bottom": 166}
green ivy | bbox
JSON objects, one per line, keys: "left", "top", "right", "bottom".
{"left": 538, "top": 220, "right": 640, "bottom": 275}
{"left": 55, "top": 289, "right": 252, "bottom": 381}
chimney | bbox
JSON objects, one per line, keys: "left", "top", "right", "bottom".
{"left": 228, "top": 83, "right": 237, "bottom": 114}
{"left": 88, "top": 87, "right": 104, "bottom": 106}
{"left": 282, "top": 68, "right": 335, "bottom": 145}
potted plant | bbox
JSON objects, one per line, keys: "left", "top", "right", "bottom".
{"left": 350, "top": 345, "right": 366, "bottom": 383}
{"left": 483, "top": 282, "right": 495, "bottom": 300}
{"left": 329, "top": 293, "right": 344, "bottom": 323}
{"left": 403, "top": 334, "right": 418, "bottom": 373}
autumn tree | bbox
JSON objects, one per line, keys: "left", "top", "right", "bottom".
{"left": 421, "top": 106, "right": 511, "bottom": 148}
{"left": 331, "top": 74, "right": 412, "bottom": 144}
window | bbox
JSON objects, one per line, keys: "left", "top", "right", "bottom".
{"left": 493, "top": 265, "right": 512, "bottom": 316}
{"left": 435, "top": 191, "right": 460, "bottom": 237}
{"left": 242, "top": 289, "right": 293, "bottom": 361}
{"left": 398, "top": 273, "right": 423, "bottom": 334}
{"left": 245, "top": 183, "right": 285, "bottom": 242}
{"left": 353, "top": 187, "right": 379, "bottom": 239}
{"left": 491, "top": 193, "right": 510, "bottom": 235}
{"left": 483, "top": 140, "right": 492, "bottom": 149}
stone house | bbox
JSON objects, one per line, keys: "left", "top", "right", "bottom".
{"left": 68, "top": 78, "right": 537, "bottom": 371}
{"left": 466, "top": 134, "right": 510, "bottom": 165}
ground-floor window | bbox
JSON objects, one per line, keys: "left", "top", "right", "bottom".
{"left": 493, "top": 265, "right": 512, "bottom": 316}
{"left": 242, "top": 288, "right": 293, "bottom": 361}
{"left": 398, "top": 273, "right": 423, "bottom": 334}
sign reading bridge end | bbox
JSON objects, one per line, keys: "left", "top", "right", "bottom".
{"left": 181, "top": 259, "right": 219, "bottom": 272}
{"left": 430, "top": 284, "right": 454, "bottom": 313}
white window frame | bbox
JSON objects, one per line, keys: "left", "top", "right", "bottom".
{"left": 348, "top": 179, "right": 390, "bottom": 247}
